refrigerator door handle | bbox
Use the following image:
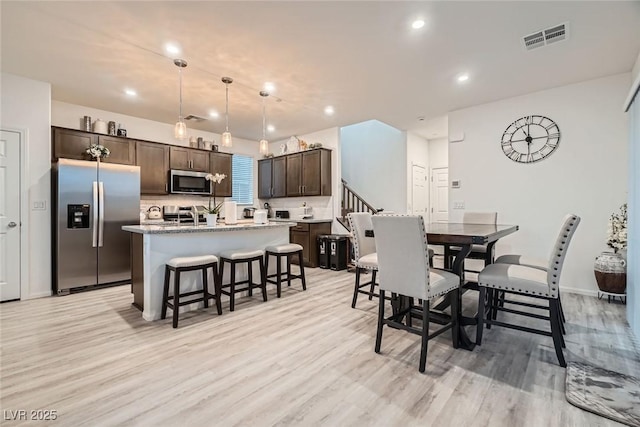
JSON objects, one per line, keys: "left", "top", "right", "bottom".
{"left": 98, "top": 181, "right": 105, "bottom": 247}
{"left": 92, "top": 181, "right": 99, "bottom": 247}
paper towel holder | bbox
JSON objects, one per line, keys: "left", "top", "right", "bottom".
{"left": 224, "top": 201, "right": 238, "bottom": 225}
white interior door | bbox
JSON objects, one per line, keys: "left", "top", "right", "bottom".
{"left": 0, "top": 130, "right": 21, "bottom": 301}
{"left": 411, "top": 164, "right": 428, "bottom": 215}
{"left": 430, "top": 167, "right": 449, "bottom": 223}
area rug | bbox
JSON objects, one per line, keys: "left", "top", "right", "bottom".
{"left": 566, "top": 361, "right": 640, "bottom": 427}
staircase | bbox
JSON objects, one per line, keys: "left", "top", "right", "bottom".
{"left": 337, "top": 179, "right": 381, "bottom": 231}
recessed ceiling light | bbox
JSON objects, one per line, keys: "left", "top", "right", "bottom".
{"left": 412, "top": 20, "right": 425, "bottom": 29}
{"left": 209, "top": 111, "right": 219, "bottom": 118}
{"left": 457, "top": 73, "right": 470, "bottom": 83}
{"left": 264, "top": 82, "right": 275, "bottom": 93}
{"left": 324, "top": 106, "right": 335, "bottom": 116}
{"left": 124, "top": 89, "right": 137, "bottom": 96}
{"left": 267, "top": 124, "right": 275, "bottom": 132}
{"left": 164, "top": 43, "right": 181, "bottom": 55}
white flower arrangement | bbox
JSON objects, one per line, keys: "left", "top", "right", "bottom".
{"left": 606, "top": 203, "right": 627, "bottom": 253}
{"left": 86, "top": 144, "right": 110, "bottom": 159}
{"left": 204, "top": 173, "right": 227, "bottom": 214}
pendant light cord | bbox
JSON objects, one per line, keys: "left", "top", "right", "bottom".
{"left": 225, "top": 83, "right": 229, "bottom": 132}
{"left": 178, "top": 67, "right": 183, "bottom": 121}
{"left": 262, "top": 96, "right": 267, "bottom": 139}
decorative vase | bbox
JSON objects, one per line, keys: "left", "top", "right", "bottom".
{"left": 205, "top": 213, "right": 217, "bottom": 227}
{"left": 594, "top": 251, "right": 626, "bottom": 294}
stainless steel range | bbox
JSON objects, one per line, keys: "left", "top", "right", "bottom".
{"left": 162, "top": 205, "right": 207, "bottom": 223}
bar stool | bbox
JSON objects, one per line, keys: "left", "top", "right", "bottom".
{"left": 161, "top": 255, "right": 221, "bottom": 328}
{"left": 264, "top": 243, "right": 306, "bottom": 298}
{"left": 219, "top": 249, "right": 267, "bottom": 311}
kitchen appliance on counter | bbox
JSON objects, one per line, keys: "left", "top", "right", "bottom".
{"left": 275, "top": 210, "right": 290, "bottom": 219}
{"left": 162, "top": 205, "right": 207, "bottom": 223}
{"left": 53, "top": 158, "right": 140, "bottom": 295}
{"left": 169, "top": 170, "right": 212, "bottom": 195}
{"left": 147, "top": 206, "right": 162, "bottom": 219}
{"left": 263, "top": 202, "right": 273, "bottom": 218}
{"left": 243, "top": 207, "right": 256, "bottom": 219}
{"left": 253, "top": 209, "right": 268, "bottom": 224}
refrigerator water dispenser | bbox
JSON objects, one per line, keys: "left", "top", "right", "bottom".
{"left": 67, "top": 204, "right": 90, "bottom": 229}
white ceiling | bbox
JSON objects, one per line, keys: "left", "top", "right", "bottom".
{"left": 2, "top": 1, "right": 639, "bottom": 141}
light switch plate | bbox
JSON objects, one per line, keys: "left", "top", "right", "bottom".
{"left": 32, "top": 201, "right": 46, "bottom": 210}
{"left": 453, "top": 201, "right": 465, "bottom": 209}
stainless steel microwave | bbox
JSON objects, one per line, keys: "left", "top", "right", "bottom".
{"left": 169, "top": 170, "right": 211, "bottom": 195}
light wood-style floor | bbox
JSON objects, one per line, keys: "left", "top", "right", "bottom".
{"left": 1, "top": 267, "right": 638, "bottom": 426}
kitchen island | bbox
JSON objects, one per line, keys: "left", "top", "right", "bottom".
{"left": 123, "top": 221, "right": 296, "bottom": 321}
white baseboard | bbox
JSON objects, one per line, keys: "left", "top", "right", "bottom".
{"left": 560, "top": 286, "right": 598, "bottom": 297}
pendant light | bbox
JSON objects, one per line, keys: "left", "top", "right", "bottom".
{"left": 173, "top": 59, "right": 188, "bottom": 140}
{"left": 259, "top": 91, "right": 269, "bottom": 155}
{"left": 221, "top": 76, "right": 233, "bottom": 147}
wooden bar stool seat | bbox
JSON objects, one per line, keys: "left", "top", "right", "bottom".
{"left": 219, "top": 249, "right": 267, "bottom": 312}
{"left": 161, "top": 255, "right": 222, "bottom": 328}
{"left": 265, "top": 243, "right": 306, "bottom": 298}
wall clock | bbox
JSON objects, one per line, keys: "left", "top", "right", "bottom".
{"left": 501, "top": 115, "right": 560, "bottom": 163}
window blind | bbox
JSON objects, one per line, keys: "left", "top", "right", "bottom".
{"left": 231, "top": 154, "right": 254, "bottom": 205}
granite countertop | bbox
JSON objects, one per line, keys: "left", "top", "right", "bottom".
{"left": 269, "top": 218, "right": 333, "bottom": 224}
{"left": 123, "top": 221, "right": 297, "bottom": 235}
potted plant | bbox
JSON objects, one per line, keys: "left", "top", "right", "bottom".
{"left": 86, "top": 144, "right": 110, "bottom": 161}
{"left": 594, "top": 203, "right": 627, "bottom": 298}
{"left": 204, "top": 173, "right": 226, "bottom": 226}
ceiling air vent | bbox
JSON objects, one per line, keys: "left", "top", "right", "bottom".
{"left": 184, "top": 114, "right": 207, "bottom": 122}
{"left": 524, "top": 31, "right": 545, "bottom": 50}
{"left": 523, "top": 22, "right": 569, "bottom": 51}
{"left": 544, "top": 24, "right": 567, "bottom": 45}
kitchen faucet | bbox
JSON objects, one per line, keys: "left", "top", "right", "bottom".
{"left": 190, "top": 206, "right": 199, "bottom": 226}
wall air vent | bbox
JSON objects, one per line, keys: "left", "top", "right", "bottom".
{"left": 184, "top": 114, "right": 207, "bottom": 122}
{"left": 523, "top": 22, "right": 569, "bottom": 51}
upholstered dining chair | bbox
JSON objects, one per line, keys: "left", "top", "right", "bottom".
{"left": 476, "top": 214, "right": 580, "bottom": 367}
{"left": 371, "top": 215, "right": 460, "bottom": 373}
{"left": 347, "top": 212, "right": 379, "bottom": 308}
{"left": 446, "top": 211, "right": 498, "bottom": 268}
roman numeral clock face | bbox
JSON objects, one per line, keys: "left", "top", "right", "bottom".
{"left": 501, "top": 115, "right": 560, "bottom": 163}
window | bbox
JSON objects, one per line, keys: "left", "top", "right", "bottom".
{"left": 231, "top": 154, "right": 254, "bottom": 205}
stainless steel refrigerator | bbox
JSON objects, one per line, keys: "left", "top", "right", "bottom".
{"left": 53, "top": 158, "right": 140, "bottom": 294}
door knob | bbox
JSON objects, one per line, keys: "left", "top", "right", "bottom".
{"left": 8, "top": 222, "right": 17, "bottom": 228}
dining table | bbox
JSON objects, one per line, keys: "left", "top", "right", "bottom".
{"left": 430, "top": 222, "right": 519, "bottom": 349}
{"left": 382, "top": 222, "right": 519, "bottom": 351}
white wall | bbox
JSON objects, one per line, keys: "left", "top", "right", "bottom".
{"left": 406, "top": 132, "right": 429, "bottom": 214}
{"left": 340, "top": 120, "right": 406, "bottom": 214}
{"left": 52, "top": 100, "right": 263, "bottom": 217}
{"left": 428, "top": 137, "right": 448, "bottom": 169}
{"left": 449, "top": 73, "right": 630, "bottom": 295}
{"left": 267, "top": 127, "right": 341, "bottom": 231}
{"left": 0, "top": 73, "right": 52, "bottom": 299}
{"left": 627, "top": 52, "right": 640, "bottom": 337}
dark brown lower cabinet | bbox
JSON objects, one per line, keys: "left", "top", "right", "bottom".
{"left": 290, "top": 221, "right": 332, "bottom": 267}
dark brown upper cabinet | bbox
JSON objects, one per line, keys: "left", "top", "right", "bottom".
{"left": 170, "top": 146, "right": 209, "bottom": 172}
{"left": 53, "top": 127, "right": 136, "bottom": 165}
{"left": 52, "top": 127, "right": 96, "bottom": 161}
{"left": 97, "top": 135, "right": 136, "bottom": 165}
{"left": 286, "top": 149, "right": 332, "bottom": 197}
{"left": 258, "top": 156, "right": 287, "bottom": 199}
{"left": 209, "top": 152, "right": 233, "bottom": 197}
{"left": 136, "top": 141, "right": 170, "bottom": 195}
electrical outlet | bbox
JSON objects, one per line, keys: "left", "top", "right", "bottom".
{"left": 453, "top": 201, "right": 465, "bottom": 209}
{"left": 32, "top": 201, "right": 46, "bottom": 210}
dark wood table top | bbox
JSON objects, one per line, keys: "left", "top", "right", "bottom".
{"left": 425, "top": 223, "right": 519, "bottom": 245}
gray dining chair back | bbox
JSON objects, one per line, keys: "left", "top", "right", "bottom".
{"left": 546, "top": 214, "right": 581, "bottom": 297}
{"left": 463, "top": 212, "right": 497, "bottom": 225}
{"left": 348, "top": 212, "right": 376, "bottom": 261}
{"left": 371, "top": 215, "right": 431, "bottom": 300}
